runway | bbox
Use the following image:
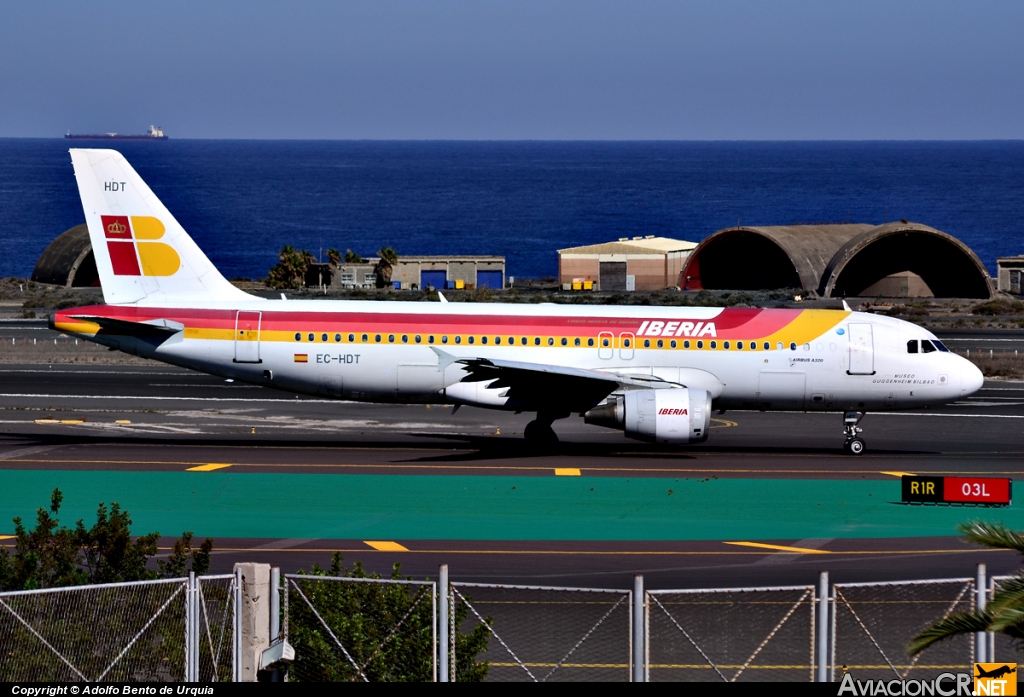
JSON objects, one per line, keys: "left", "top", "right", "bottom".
{"left": 1, "top": 363, "right": 1022, "bottom": 589}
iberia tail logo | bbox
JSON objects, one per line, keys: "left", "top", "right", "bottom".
{"left": 100, "top": 216, "right": 180, "bottom": 277}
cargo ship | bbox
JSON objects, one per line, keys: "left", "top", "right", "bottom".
{"left": 65, "top": 125, "right": 168, "bottom": 141}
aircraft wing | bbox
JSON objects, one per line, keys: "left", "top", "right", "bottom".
{"left": 435, "top": 349, "right": 680, "bottom": 413}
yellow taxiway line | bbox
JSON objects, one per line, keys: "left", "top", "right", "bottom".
{"left": 723, "top": 541, "right": 832, "bottom": 555}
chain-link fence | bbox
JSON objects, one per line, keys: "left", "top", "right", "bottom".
{"left": 194, "top": 574, "right": 237, "bottom": 682}
{"left": 832, "top": 578, "right": 976, "bottom": 681}
{"left": 0, "top": 578, "right": 188, "bottom": 681}
{"left": 0, "top": 567, "right": 1011, "bottom": 683}
{"left": 284, "top": 574, "right": 436, "bottom": 682}
{"left": 450, "top": 582, "right": 632, "bottom": 682}
{"left": 647, "top": 585, "right": 816, "bottom": 682}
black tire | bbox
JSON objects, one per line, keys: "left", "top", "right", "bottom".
{"left": 848, "top": 438, "right": 865, "bottom": 455}
{"left": 524, "top": 421, "right": 559, "bottom": 447}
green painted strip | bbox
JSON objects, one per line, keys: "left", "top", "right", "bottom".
{"left": 0, "top": 470, "right": 1019, "bottom": 541}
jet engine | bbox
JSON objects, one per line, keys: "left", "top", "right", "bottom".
{"left": 584, "top": 388, "right": 712, "bottom": 444}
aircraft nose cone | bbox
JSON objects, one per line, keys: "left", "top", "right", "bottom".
{"left": 961, "top": 359, "right": 984, "bottom": 396}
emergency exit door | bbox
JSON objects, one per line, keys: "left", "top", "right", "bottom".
{"left": 847, "top": 323, "right": 874, "bottom": 375}
{"left": 234, "top": 311, "right": 262, "bottom": 363}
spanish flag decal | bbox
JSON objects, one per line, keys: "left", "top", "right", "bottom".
{"left": 294, "top": 354, "right": 308, "bottom": 363}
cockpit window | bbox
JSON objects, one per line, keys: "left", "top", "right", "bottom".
{"left": 921, "top": 339, "right": 937, "bottom": 353}
{"left": 906, "top": 340, "right": 918, "bottom": 354}
{"left": 933, "top": 340, "right": 950, "bottom": 352}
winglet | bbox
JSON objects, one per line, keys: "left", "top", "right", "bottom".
{"left": 438, "top": 292, "right": 448, "bottom": 303}
{"left": 842, "top": 300, "right": 852, "bottom": 312}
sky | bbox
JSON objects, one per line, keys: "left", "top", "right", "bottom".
{"left": 1, "top": 1, "right": 1022, "bottom": 140}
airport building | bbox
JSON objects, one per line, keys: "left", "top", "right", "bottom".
{"left": 557, "top": 236, "right": 697, "bottom": 291}
{"left": 996, "top": 255, "right": 1024, "bottom": 295}
{"left": 681, "top": 222, "right": 994, "bottom": 299}
{"left": 310, "top": 255, "right": 506, "bottom": 290}
{"left": 32, "top": 225, "right": 506, "bottom": 291}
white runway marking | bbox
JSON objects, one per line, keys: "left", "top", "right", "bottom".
{"left": 0, "top": 393, "right": 335, "bottom": 403}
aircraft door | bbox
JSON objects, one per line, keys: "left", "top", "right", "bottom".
{"left": 234, "top": 311, "right": 262, "bottom": 363}
{"left": 598, "top": 332, "right": 613, "bottom": 359}
{"left": 847, "top": 323, "right": 874, "bottom": 375}
{"left": 619, "top": 332, "right": 635, "bottom": 360}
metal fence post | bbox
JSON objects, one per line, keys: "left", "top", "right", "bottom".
{"left": 988, "top": 576, "right": 996, "bottom": 662}
{"left": 975, "top": 563, "right": 987, "bottom": 663}
{"left": 439, "top": 564, "right": 449, "bottom": 683}
{"left": 270, "top": 567, "right": 281, "bottom": 682}
{"left": 817, "top": 571, "right": 829, "bottom": 682}
{"left": 233, "top": 566, "right": 243, "bottom": 682}
{"left": 184, "top": 573, "right": 195, "bottom": 682}
{"left": 632, "top": 575, "right": 645, "bottom": 682}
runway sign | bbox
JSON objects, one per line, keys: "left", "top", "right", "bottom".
{"left": 902, "top": 475, "right": 1011, "bottom": 507}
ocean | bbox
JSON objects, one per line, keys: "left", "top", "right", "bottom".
{"left": 1, "top": 139, "right": 1021, "bottom": 281}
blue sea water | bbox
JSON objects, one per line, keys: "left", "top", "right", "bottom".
{"left": 0, "top": 139, "right": 1021, "bottom": 281}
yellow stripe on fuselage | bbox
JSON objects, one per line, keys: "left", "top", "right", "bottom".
{"left": 760, "top": 310, "right": 849, "bottom": 347}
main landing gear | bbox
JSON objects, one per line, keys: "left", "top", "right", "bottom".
{"left": 524, "top": 411, "right": 567, "bottom": 448}
{"left": 843, "top": 411, "right": 866, "bottom": 455}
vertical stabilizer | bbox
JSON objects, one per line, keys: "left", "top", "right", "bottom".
{"left": 69, "top": 149, "right": 254, "bottom": 305}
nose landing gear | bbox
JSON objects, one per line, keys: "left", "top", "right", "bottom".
{"left": 843, "top": 411, "right": 865, "bottom": 455}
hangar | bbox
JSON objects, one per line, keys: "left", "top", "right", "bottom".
{"left": 680, "top": 222, "right": 993, "bottom": 299}
{"left": 31, "top": 224, "right": 99, "bottom": 287}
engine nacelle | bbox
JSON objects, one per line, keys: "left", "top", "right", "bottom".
{"left": 584, "top": 388, "right": 712, "bottom": 444}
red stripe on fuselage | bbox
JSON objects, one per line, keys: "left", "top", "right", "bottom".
{"left": 54, "top": 306, "right": 806, "bottom": 338}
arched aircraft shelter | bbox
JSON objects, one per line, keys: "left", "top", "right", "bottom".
{"left": 681, "top": 222, "right": 992, "bottom": 299}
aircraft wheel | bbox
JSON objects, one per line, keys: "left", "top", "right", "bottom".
{"left": 847, "top": 438, "right": 865, "bottom": 455}
{"left": 524, "top": 421, "right": 559, "bottom": 447}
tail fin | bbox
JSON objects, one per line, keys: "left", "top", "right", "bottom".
{"left": 69, "top": 149, "right": 253, "bottom": 306}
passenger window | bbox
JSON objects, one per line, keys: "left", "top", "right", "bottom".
{"left": 521, "top": 337, "right": 528, "bottom": 345}
{"left": 428, "top": 335, "right": 435, "bottom": 344}
{"left": 776, "top": 342, "right": 783, "bottom": 351}
{"left": 736, "top": 341, "right": 743, "bottom": 350}
{"left": 710, "top": 341, "right": 717, "bottom": 349}
{"left": 361, "top": 334, "right": 368, "bottom": 342}
{"left": 402, "top": 335, "right": 408, "bottom": 343}
{"left": 921, "top": 340, "right": 937, "bottom": 353}
{"left": 588, "top": 338, "right": 594, "bottom": 347}
{"left": 548, "top": 337, "right": 554, "bottom": 346}
{"left": 469, "top": 336, "right": 475, "bottom": 345}
{"left": 670, "top": 340, "right": 677, "bottom": 348}
{"left": 643, "top": 339, "right": 650, "bottom": 348}
{"left": 790, "top": 342, "right": 797, "bottom": 351}
{"left": 415, "top": 335, "right": 422, "bottom": 344}
{"left": 696, "top": 340, "right": 704, "bottom": 349}
{"left": 657, "top": 339, "right": 663, "bottom": 348}
{"left": 624, "top": 338, "right": 631, "bottom": 348}
{"left": 321, "top": 333, "right": 328, "bottom": 342}
{"left": 388, "top": 334, "right": 395, "bottom": 343}
{"left": 535, "top": 337, "right": 541, "bottom": 346}
{"left": 803, "top": 343, "right": 810, "bottom": 351}
{"left": 907, "top": 340, "right": 918, "bottom": 354}
{"left": 455, "top": 336, "right": 462, "bottom": 344}
{"left": 294, "top": 333, "right": 301, "bottom": 341}
{"left": 764, "top": 342, "right": 770, "bottom": 350}
{"left": 481, "top": 337, "right": 488, "bottom": 345}
{"left": 308, "top": 333, "right": 315, "bottom": 342}
{"left": 575, "top": 338, "right": 581, "bottom": 347}
{"left": 684, "top": 340, "right": 691, "bottom": 349}
{"left": 375, "top": 334, "right": 381, "bottom": 343}
{"left": 442, "top": 336, "right": 449, "bottom": 344}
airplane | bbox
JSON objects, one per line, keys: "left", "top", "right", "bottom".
{"left": 976, "top": 665, "right": 1017, "bottom": 680}
{"left": 51, "top": 149, "right": 985, "bottom": 455}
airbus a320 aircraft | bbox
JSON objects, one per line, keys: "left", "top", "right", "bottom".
{"left": 52, "top": 150, "right": 984, "bottom": 454}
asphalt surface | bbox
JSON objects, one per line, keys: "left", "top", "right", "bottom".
{"left": 1, "top": 362, "right": 1023, "bottom": 590}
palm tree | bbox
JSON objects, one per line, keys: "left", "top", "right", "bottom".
{"left": 373, "top": 246, "right": 398, "bottom": 289}
{"left": 908, "top": 521, "right": 1024, "bottom": 656}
